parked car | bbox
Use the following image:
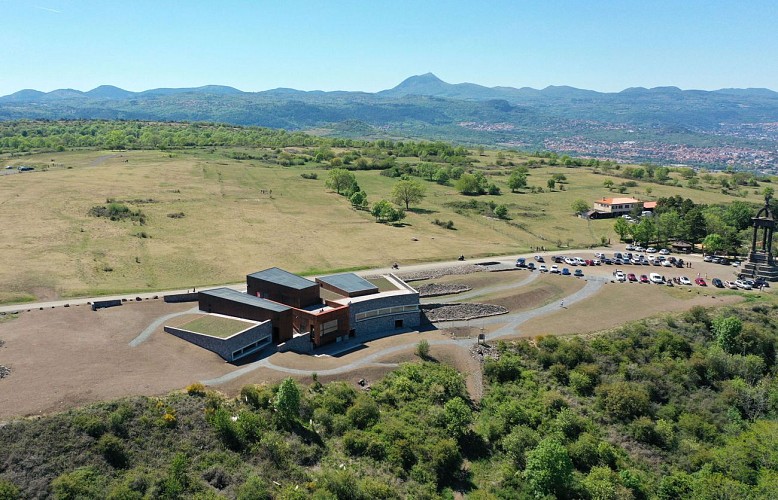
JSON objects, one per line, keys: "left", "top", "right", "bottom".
{"left": 614, "top": 270, "right": 626, "bottom": 282}
{"left": 712, "top": 278, "right": 724, "bottom": 288}
{"left": 627, "top": 273, "right": 638, "bottom": 282}
{"left": 515, "top": 258, "right": 526, "bottom": 268}
{"left": 703, "top": 255, "right": 713, "bottom": 262}
{"left": 534, "top": 255, "right": 544, "bottom": 262}
{"left": 662, "top": 260, "right": 673, "bottom": 267}
{"left": 625, "top": 244, "right": 635, "bottom": 250}
{"left": 554, "top": 256, "right": 565, "bottom": 263}
{"left": 646, "top": 247, "right": 657, "bottom": 253}
{"left": 614, "top": 252, "right": 624, "bottom": 260}
{"left": 576, "top": 257, "right": 587, "bottom": 266}
{"left": 639, "top": 274, "right": 649, "bottom": 283}
{"left": 550, "top": 265, "right": 560, "bottom": 273}
{"left": 679, "top": 276, "right": 692, "bottom": 285}
{"left": 538, "top": 264, "right": 548, "bottom": 272}
{"left": 595, "top": 252, "right": 605, "bottom": 259}
{"left": 603, "top": 258, "right": 613, "bottom": 265}
{"left": 561, "top": 268, "right": 571, "bottom": 276}
{"left": 754, "top": 278, "right": 770, "bottom": 288}
{"left": 695, "top": 277, "right": 707, "bottom": 286}
{"left": 526, "top": 262, "right": 535, "bottom": 270}
{"left": 565, "top": 257, "right": 577, "bottom": 266}
{"left": 574, "top": 269, "right": 584, "bottom": 277}
{"left": 659, "top": 248, "right": 670, "bottom": 255}
{"left": 724, "top": 280, "right": 739, "bottom": 290}
{"left": 649, "top": 273, "right": 664, "bottom": 284}
{"left": 735, "top": 279, "right": 752, "bottom": 290}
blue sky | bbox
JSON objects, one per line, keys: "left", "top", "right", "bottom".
{"left": 1, "top": 0, "right": 777, "bottom": 95}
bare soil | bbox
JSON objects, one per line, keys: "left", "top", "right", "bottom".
{"left": 0, "top": 300, "right": 233, "bottom": 420}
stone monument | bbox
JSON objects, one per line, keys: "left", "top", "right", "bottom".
{"left": 743, "top": 195, "right": 778, "bottom": 281}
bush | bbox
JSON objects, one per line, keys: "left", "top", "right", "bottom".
{"left": 597, "top": 382, "right": 651, "bottom": 421}
{"left": 0, "top": 480, "right": 20, "bottom": 500}
{"left": 96, "top": 433, "right": 130, "bottom": 468}
{"left": 186, "top": 382, "right": 207, "bottom": 397}
{"left": 300, "top": 172, "right": 318, "bottom": 180}
{"left": 73, "top": 414, "right": 106, "bottom": 438}
{"left": 52, "top": 467, "right": 107, "bottom": 499}
{"left": 237, "top": 475, "right": 272, "bottom": 500}
{"left": 415, "top": 339, "right": 430, "bottom": 359}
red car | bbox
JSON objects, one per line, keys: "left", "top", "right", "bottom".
{"left": 627, "top": 273, "right": 637, "bottom": 282}
{"left": 695, "top": 277, "right": 707, "bottom": 286}
{"left": 639, "top": 274, "right": 649, "bottom": 283}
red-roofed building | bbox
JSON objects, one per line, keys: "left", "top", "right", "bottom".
{"left": 588, "top": 197, "right": 654, "bottom": 219}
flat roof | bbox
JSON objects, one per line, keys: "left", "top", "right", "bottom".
{"left": 247, "top": 267, "right": 317, "bottom": 290}
{"left": 178, "top": 314, "right": 255, "bottom": 338}
{"left": 200, "top": 287, "right": 291, "bottom": 313}
{"left": 316, "top": 273, "right": 379, "bottom": 296}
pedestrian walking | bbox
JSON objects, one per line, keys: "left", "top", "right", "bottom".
{"left": 560, "top": 300, "right": 565, "bottom": 308}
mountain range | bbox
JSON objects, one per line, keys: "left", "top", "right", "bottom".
{"left": 2, "top": 73, "right": 778, "bottom": 167}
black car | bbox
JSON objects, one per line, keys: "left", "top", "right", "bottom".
{"left": 526, "top": 262, "right": 536, "bottom": 270}
{"left": 754, "top": 278, "right": 770, "bottom": 288}
{"left": 712, "top": 278, "right": 724, "bottom": 288}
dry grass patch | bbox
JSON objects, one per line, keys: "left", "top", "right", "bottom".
{"left": 176, "top": 315, "right": 255, "bottom": 338}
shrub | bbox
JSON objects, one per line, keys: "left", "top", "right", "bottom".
{"left": 237, "top": 475, "right": 271, "bottom": 500}
{"left": 0, "top": 480, "right": 20, "bottom": 500}
{"left": 300, "top": 172, "right": 318, "bottom": 180}
{"left": 415, "top": 339, "right": 430, "bottom": 359}
{"left": 597, "top": 381, "right": 651, "bottom": 421}
{"left": 186, "top": 382, "right": 207, "bottom": 397}
{"left": 97, "top": 433, "right": 130, "bottom": 468}
{"left": 73, "top": 414, "right": 106, "bottom": 438}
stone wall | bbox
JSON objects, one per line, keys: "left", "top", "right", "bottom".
{"left": 164, "top": 320, "right": 274, "bottom": 361}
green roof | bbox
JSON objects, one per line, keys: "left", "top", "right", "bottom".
{"left": 178, "top": 315, "right": 254, "bottom": 338}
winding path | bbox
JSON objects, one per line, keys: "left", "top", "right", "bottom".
{"left": 200, "top": 275, "right": 606, "bottom": 386}
{"left": 129, "top": 307, "right": 198, "bottom": 347}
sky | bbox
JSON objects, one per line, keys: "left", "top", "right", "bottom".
{"left": 1, "top": 0, "right": 777, "bottom": 96}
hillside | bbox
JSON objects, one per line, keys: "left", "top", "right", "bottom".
{"left": 1, "top": 75, "right": 777, "bottom": 168}
{"left": 0, "top": 120, "right": 770, "bottom": 303}
{"left": 1, "top": 303, "right": 777, "bottom": 498}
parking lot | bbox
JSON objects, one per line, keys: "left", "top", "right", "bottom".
{"left": 513, "top": 244, "right": 767, "bottom": 292}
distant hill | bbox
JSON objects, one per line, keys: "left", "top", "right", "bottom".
{"left": 1, "top": 74, "right": 777, "bottom": 168}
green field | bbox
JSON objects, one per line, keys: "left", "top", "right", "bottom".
{"left": 177, "top": 315, "right": 254, "bottom": 338}
{"left": 0, "top": 145, "right": 767, "bottom": 303}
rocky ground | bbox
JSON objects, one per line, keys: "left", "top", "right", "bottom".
{"left": 470, "top": 342, "right": 501, "bottom": 363}
{"left": 416, "top": 283, "right": 472, "bottom": 297}
{"left": 421, "top": 302, "right": 508, "bottom": 322}
{"left": 394, "top": 264, "right": 486, "bottom": 282}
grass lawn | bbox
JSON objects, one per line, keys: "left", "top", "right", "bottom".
{"left": 177, "top": 315, "right": 254, "bottom": 338}
{"left": 0, "top": 147, "right": 767, "bottom": 303}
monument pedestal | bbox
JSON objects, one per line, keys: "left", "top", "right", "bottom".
{"left": 743, "top": 251, "right": 778, "bottom": 282}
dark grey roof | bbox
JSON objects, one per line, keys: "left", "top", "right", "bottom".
{"left": 247, "top": 267, "right": 317, "bottom": 290}
{"left": 200, "top": 287, "right": 291, "bottom": 313}
{"left": 316, "top": 273, "right": 379, "bottom": 295}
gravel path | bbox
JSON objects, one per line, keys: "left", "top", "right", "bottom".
{"left": 202, "top": 276, "right": 606, "bottom": 386}
{"left": 129, "top": 307, "right": 199, "bottom": 347}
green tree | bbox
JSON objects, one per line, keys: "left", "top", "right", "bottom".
{"left": 275, "top": 378, "right": 301, "bottom": 425}
{"left": 455, "top": 173, "right": 482, "bottom": 195}
{"left": 443, "top": 397, "right": 473, "bottom": 439}
{"left": 349, "top": 190, "right": 368, "bottom": 210}
{"left": 433, "top": 168, "right": 450, "bottom": 185}
{"left": 763, "top": 186, "right": 775, "bottom": 199}
{"left": 603, "top": 179, "right": 615, "bottom": 191}
{"left": 703, "top": 233, "right": 725, "bottom": 255}
{"left": 391, "top": 178, "right": 426, "bottom": 210}
{"left": 508, "top": 170, "right": 528, "bottom": 192}
{"left": 371, "top": 200, "right": 405, "bottom": 223}
{"left": 572, "top": 199, "right": 589, "bottom": 215}
{"left": 547, "top": 178, "right": 556, "bottom": 190}
{"left": 656, "top": 209, "right": 680, "bottom": 245}
{"left": 713, "top": 316, "right": 742, "bottom": 354}
{"left": 325, "top": 168, "right": 356, "bottom": 195}
{"left": 417, "top": 162, "right": 437, "bottom": 180}
{"left": 598, "top": 382, "right": 650, "bottom": 421}
{"left": 494, "top": 204, "right": 508, "bottom": 219}
{"left": 524, "top": 438, "right": 574, "bottom": 498}
{"left": 680, "top": 207, "right": 707, "bottom": 244}
{"left": 614, "top": 217, "right": 630, "bottom": 241}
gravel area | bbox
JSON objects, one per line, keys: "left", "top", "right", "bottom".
{"left": 470, "top": 342, "right": 501, "bottom": 362}
{"left": 396, "top": 264, "right": 486, "bottom": 282}
{"left": 422, "top": 302, "right": 509, "bottom": 322}
{"left": 417, "top": 283, "right": 472, "bottom": 297}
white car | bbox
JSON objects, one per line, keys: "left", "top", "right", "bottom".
{"left": 538, "top": 264, "right": 548, "bottom": 272}
{"left": 662, "top": 260, "right": 673, "bottom": 267}
{"left": 565, "top": 257, "right": 577, "bottom": 266}
{"left": 595, "top": 252, "right": 605, "bottom": 259}
{"left": 646, "top": 247, "right": 657, "bottom": 253}
{"left": 679, "top": 276, "right": 692, "bottom": 285}
{"left": 550, "top": 265, "right": 560, "bottom": 273}
{"left": 735, "top": 280, "right": 752, "bottom": 290}
{"left": 659, "top": 248, "right": 670, "bottom": 255}
{"left": 614, "top": 270, "right": 626, "bottom": 282}
{"left": 575, "top": 257, "right": 587, "bottom": 266}
{"left": 649, "top": 273, "right": 664, "bottom": 284}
